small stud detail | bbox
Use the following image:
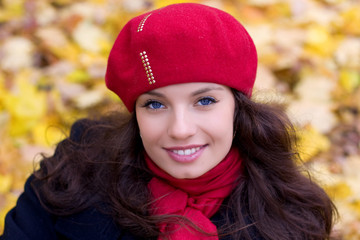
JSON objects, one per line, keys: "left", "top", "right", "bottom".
{"left": 139, "top": 51, "right": 156, "bottom": 85}
{"left": 137, "top": 13, "right": 152, "bottom": 32}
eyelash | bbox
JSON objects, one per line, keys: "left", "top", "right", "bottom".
{"left": 196, "top": 96, "right": 217, "bottom": 106}
{"left": 142, "top": 100, "right": 164, "bottom": 110}
{"left": 141, "top": 96, "right": 218, "bottom": 110}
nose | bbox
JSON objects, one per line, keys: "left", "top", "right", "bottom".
{"left": 167, "top": 108, "right": 197, "bottom": 140}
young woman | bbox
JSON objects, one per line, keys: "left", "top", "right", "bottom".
{"left": 1, "top": 3, "right": 336, "bottom": 240}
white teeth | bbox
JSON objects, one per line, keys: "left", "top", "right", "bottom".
{"left": 172, "top": 147, "right": 200, "bottom": 156}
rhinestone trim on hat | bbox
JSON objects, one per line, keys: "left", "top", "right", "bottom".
{"left": 137, "top": 13, "right": 152, "bottom": 32}
{"left": 140, "top": 51, "right": 156, "bottom": 85}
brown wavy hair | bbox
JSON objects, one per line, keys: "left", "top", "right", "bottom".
{"left": 32, "top": 90, "right": 337, "bottom": 239}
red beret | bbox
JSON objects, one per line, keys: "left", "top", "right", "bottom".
{"left": 105, "top": 3, "right": 257, "bottom": 112}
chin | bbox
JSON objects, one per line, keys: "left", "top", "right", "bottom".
{"left": 174, "top": 171, "right": 204, "bottom": 179}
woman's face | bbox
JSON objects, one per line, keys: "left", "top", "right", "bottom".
{"left": 135, "top": 82, "right": 235, "bottom": 179}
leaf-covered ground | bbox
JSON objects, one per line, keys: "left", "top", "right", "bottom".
{"left": 0, "top": 0, "right": 359, "bottom": 238}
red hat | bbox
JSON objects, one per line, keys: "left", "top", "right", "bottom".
{"left": 105, "top": 3, "right": 257, "bottom": 112}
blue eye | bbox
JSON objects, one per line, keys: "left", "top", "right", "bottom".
{"left": 197, "top": 97, "right": 216, "bottom": 106}
{"left": 144, "top": 100, "right": 164, "bottom": 109}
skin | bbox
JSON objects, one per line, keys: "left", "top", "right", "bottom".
{"left": 135, "top": 82, "right": 235, "bottom": 179}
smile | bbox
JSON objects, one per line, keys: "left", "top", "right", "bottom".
{"left": 171, "top": 147, "right": 201, "bottom": 156}
{"left": 165, "top": 145, "right": 206, "bottom": 163}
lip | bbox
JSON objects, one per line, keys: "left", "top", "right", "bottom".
{"left": 164, "top": 144, "right": 207, "bottom": 163}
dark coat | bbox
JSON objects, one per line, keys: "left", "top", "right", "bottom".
{"left": 1, "top": 176, "right": 127, "bottom": 240}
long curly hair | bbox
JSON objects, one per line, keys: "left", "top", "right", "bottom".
{"left": 32, "top": 90, "right": 337, "bottom": 239}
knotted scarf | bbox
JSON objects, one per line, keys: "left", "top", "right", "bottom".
{"left": 145, "top": 147, "right": 242, "bottom": 239}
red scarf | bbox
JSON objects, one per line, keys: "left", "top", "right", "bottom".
{"left": 145, "top": 148, "right": 242, "bottom": 239}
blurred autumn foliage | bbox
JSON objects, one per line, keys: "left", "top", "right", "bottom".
{"left": 0, "top": 0, "right": 359, "bottom": 238}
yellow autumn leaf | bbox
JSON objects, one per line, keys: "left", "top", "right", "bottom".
{"left": 296, "top": 125, "right": 331, "bottom": 162}
{"left": 304, "top": 25, "right": 339, "bottom": 57}
{"left": 51, "top": 43, "right": 82, "bottom": 63}
{"left": 98, "top": 39, "right": 113, "bottom": 56}
{"left": 0, "top": 0, "right": 24, "bottom": 22}
{"left": 32, "top": 121, "right": 65, "bottom": 147}
{"left": 0, "top": 73, "right": 6, "bottom": 111}
{"left": 66, "top": 69, "right": 91, "bottom": 83}
{"left": 0, "top": 174, "right": 13, "bottom": 194}
{"left": 341, "top": 7, "right": 360, "bottom": 35}
{"left": 324, "top": 182, "right": 353, "bottom": 201}
{"left": 2, "top": 71, "right": 47, "bottom": 136}
{"left": 349, "top": 199, "right": 360, "bottom": 218}
{"left": 265, "top": 3, "right": 291, "bottom": 19}
{"left": 339, "top": 70, "right": 360, "bottom": 93}
{"left": 89, "top": 0, "right": 107, "bottom": 4}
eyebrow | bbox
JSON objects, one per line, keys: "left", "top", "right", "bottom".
{"left": 144, "top": 86, "right": 225, "bottom": 98}
{"left": 143, "top": 91, "right": 165, "bottom": 98}
{"left": 190, "top": 86, "right": 225, "bottom": 96}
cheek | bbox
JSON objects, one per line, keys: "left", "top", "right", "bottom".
{"left": 206, "top": 105, "right": 235, "bottom": 139}
{"left": 137, "top": 114, "right": 164, "bottom": 144}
